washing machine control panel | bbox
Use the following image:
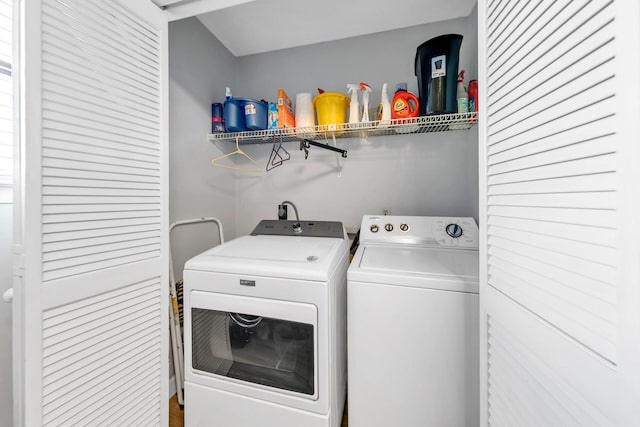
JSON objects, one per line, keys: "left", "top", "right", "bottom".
{"left": 360, "top": 215, "right": 478, "bottom": 248}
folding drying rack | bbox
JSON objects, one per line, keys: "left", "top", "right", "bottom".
{"left": 169, "top": 217, "right": 225, "bottom": 406}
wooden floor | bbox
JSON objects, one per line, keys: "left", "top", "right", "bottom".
{"left": 169, "top": 395, "right": 184, "bottom": 427}
{"left": 169, "top": 395, "right": 348, "bottom": 426}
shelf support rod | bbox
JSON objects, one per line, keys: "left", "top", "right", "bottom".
{"left": 301, "top": 138, "right": 347, "bottom": 158}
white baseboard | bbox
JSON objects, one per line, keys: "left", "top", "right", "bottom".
{"left": 169, "top": 375, "right": 176, "bottom": 399}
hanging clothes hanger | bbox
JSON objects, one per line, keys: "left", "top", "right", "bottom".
{"left": 211, "top": 137, "right": 263, "bottom": 173}
{"left": 266, "top": 134, "right": 291, "bottom": 171}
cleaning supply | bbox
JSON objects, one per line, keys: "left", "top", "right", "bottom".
{"left": 277, "top": 89, "right": 295, "bottom": 129}
{"left": 313, "top": 92, "right": 350, "bottom": 135}
{"left": 360, "top": 82, "right": 372, "bottom": 123}
{"left": 468, "top": 80, "right": 478, "bottom": 115}
{"left": 224, "top": 98, "right": 246, "bottom": 132}
{"left": 456, "top": 70, "right": 468, "bottom": 113}
{"left": 377, "top": 83, "right": 391, "bottom": 127}
{"left": 244, "top": 99, "right": 268, "bottom": 131}
{"left": 268, "top": 103, "right": 278, "bottom": 130}
{"left": 225, "top": 87, "right": 232, "bottom": 100}
{"left": 391, "top": 83, "right": 420, "bottom": 119}
{"left": 346, "top": 84, "right": 360, "bottom": 126}
{"left": 211, "top": 103, "right": 225, "bottom": 133}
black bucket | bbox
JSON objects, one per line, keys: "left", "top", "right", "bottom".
{"left": 415, "top": 34, "right": 463, "bottom": 115}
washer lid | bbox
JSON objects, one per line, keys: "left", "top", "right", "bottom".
{"left": 184, "top": 234, "right": 348, "bottom": 282}
{"left": 348, "top": 245, "right": 479, "bottom": 293}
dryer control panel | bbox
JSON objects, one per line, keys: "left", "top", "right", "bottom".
{"left": 359, "top": 215, "right": 478, "bottom": 249}
{"left": 251, "top": 220, "right": 345, "bottom": 238}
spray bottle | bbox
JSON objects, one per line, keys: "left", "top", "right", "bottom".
{"left": 377, "top": 83, "right": 391, "bottom": 127}
{"left": 346, "top": 84, "right": 360, "bottom": 126}
{"left": 360, "top": 82, "right": 372, "bottom": 123}
{"left": 456, "top": 71, "right": 468, "bottom": 113}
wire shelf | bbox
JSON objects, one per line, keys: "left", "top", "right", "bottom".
{"left": 208, "top": 112, "right": 478, "bottom": 144}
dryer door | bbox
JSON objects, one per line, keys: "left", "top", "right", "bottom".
{"left": 188, "top": 291, "right": 318, "bottom": 400}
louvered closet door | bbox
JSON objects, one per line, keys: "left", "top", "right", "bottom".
{"left": 14, "top": 1, "right": 168, "bottom": 425}
{"left": 478, "top": 0, "right": 640, "bottom": 426}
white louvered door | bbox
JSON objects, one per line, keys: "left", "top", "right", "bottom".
{"left": 478, "top": 0, "right": 640, "bottom": 425}
{"left": 14, "top": 1, "right": 168, "bottom": 425}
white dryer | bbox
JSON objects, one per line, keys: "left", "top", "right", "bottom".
{"left": 183, "top": 220, "right": 349, "bottom": 427}
{"left": 347, "top": 215, "right": 479, "bottom": 427}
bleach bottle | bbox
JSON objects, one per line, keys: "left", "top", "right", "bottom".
{"left": 391, "top": 83, "right": 420, "bottom": 119}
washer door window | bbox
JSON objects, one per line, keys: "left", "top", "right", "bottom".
{"left": 190, "top": 294, "right": 316, "bottom": 396}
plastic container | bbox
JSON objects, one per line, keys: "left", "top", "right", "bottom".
{"left": 360, "top": 82, "right": 372, "bottom": 123}
{"left": 224, "top": 98, "right": 246, "bottom": 132}
{"left": 468, "top": 80, "right": 478, "bottom": 114}
{"left": 457, "top": 70, "right": 468, "bottom": 113}
{"left": 313, "top": 92, "right": 349, "bottom": 132}
{"left": 224, "top": 98, "right": 268, "bottom": 132}
{"left": 377, "top": 83, "right": 392, "bottom": 127}
{"left": 391, "top": 85, "right": 420, "bottom": 119}
{"left": 244, "top": 99, "right": 268, "bottom": 130}
{"left": 211, "top": 103, "right": 225, "bottom": 133}
{"left": 415, "top": 34, "right": 463, "bottom": 115}
{"left": 346, "top": 84, "right": 360, "bottom": 125}
{"left": 268, "top": 103, "right": 278, "bottom": 130}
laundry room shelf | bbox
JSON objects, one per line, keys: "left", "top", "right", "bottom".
{"left": 208, "top": 112, "right": 477, "bottom": 144}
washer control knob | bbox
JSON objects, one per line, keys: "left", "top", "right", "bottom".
{"left": 370, "top": 224, "right": 379, "bottom": 233}
{"left": 384, "top": 223, "right": 394, "bottom": 232}
{"left": 293, "top": 222, "right": 302, "bottom": 233}
{"left": 399, "top": 223, "right": 409, "bottom": 232}
{"left": 446, "top": 223, "right": 463, "bottom": 238}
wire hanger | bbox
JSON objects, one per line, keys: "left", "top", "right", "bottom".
{"left": 266, "top": 134, "right": 291, "bottom": 171}
{"left": 211, "top": 137, "right": 263, "bottom": 173}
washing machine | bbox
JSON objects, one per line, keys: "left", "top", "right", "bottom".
{"left": 347, "top": 215, "right": 480, "bottom": 427}
{"left": 183, "top": 220, "right": 349, "bottom": 427}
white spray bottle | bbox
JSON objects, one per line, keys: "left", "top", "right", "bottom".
{"left": 377, "top": 83, "right": 391, "bottom": 127}
{"left": 346, "top": 84, "right": 360, "bottom": 126}
{"left": 360, "top": 82, "right": 372, "bottom": 123}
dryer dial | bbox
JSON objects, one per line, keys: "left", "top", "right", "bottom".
{"left": 445, "top": 223, "right": 463, "bottom": 238}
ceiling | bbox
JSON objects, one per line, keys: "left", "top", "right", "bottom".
{"left": 196, "top": 0, "right": 477, "bottom": 57}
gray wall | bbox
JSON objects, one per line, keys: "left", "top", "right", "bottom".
{"left": 169, "top": 17, "right": 238, "bottom": 280}
{"left": 0, "top": 203, "right": 12, "bottom": 427}
{"left": 233, "top": 16, "right": 479, "bottom": 235}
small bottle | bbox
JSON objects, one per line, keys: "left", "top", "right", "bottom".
{"left": 456, "top": 70, "right": 468, "bottom": 114}
{"left": 211, "top": 103, "right": 225, "bottom": 133}
{"left": 225, "top": 87, "right": 232, "bottom": 100}
{"left": 468, "top": 80, "right": 478, "bottom": 116}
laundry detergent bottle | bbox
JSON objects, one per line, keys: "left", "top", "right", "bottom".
{"left": 391, "top": 83, "right": 420, "bottom": 119}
